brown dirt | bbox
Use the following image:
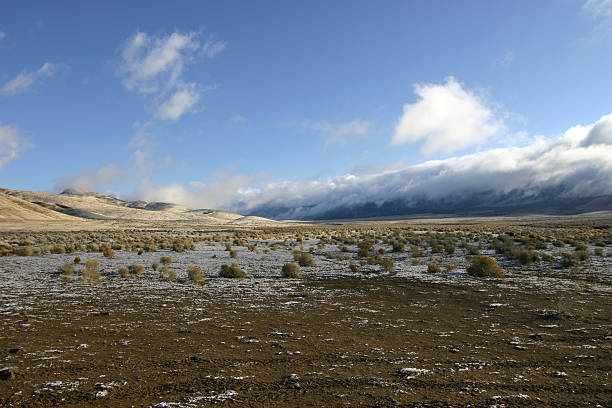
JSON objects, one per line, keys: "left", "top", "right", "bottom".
{"left": 1, "top": 277, "right": 610, "bottom": 407}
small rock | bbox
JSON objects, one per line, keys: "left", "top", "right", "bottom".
{"left": 0, "top": 368, "right": 16, "bottom": 380}
{"left": 529, "top": 334, "right": 543, "bottom": 341}
{"left": 552, "top": 371, "right": 567, "bottom": 378}
{"left": 449, "top": 348, "right": 460, "bottom": 353}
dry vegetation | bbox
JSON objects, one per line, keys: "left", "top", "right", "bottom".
{"left": 0, "top": 215, "right": 611, "bottom": 406}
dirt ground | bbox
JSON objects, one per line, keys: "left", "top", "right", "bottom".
{"left": 1, "top": 275, "right": 610, "bottom": 407}
{"left": 1, "top": 216, "right": 611, "bottom": 407}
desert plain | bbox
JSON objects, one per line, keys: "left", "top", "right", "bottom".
{"left": 0, "top": 191, "right": 611, "bottom": 407}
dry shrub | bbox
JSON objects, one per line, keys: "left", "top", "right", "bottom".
{"left": 187, "top": 266, "right": 203, "bottom": 283}
{"left": 220, "top": 263, "right": 246, "bottom": 278}
{"left": 129, "top": 264, "right": 144, "bottom": 275}
{"left": 102, "top": 246, "right": 114, "bottom": 259}
{"left": 82, "top": 260, "right": 101, "bottom": 283}
{"left": 467, "top": 255, "right": 505, "bottom": 278}
{"left": 294, "top": 251, "right": 315, "bottom": 267}
{"left": 427, "top": 263, "right": 442, "bottom": 274}
{"left": 160, "top": 266, "right": 177, "bottom": 281}
{"left": 119, "top": 267, "right": 130, "bottom": 278}
{"left": 281, "top": 263, "right": 302, "bottom": 278}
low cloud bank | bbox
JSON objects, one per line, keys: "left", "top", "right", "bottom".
{"left": 130, "top": 113, "right": 612, "bottom": 219}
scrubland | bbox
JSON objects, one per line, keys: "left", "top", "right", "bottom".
{"left": 0, "top": 215, "right": 611, "bottom": 406}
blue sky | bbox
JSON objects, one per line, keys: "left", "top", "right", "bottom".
{"left": 1, "top": 1, "right": 612, "bottom": 215}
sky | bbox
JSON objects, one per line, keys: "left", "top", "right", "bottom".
{"left": 1, "top": 1, "right": 612, "bottom": 217}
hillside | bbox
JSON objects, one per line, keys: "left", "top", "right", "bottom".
{"left": 0, "top": 188, "right": 278, "bottom": 225}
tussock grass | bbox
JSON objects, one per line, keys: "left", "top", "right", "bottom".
{"left": 281, "top": 263, "right": 302, "bottom": 278}
{"left": 220, "top": 262, "right": 246, "bottom": 278}
{"left": 467, "top": 255, "right": 505, "bottom": 278}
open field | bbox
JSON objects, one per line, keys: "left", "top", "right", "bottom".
{"left": 0, "top": 215, "right": 611, "bottom": 406}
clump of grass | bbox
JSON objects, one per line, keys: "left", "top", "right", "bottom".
{"left": 560, "top": 252, "right": 580, "bottom": 268}
{"left": 445, "top": 261, "right": 458, "bottom": 272}
{"left": 465, "top": 244, "right": 479, "bottom": 255}
{"left": 410, "top": 245, "right": 423, "bottom": 257}
{"left": 349, "top": 263, "right": 359, "bottom": 273}
{"left": 152, "top": 263, "right": 159, "bottom": 271}
{"left": 15, "top": 246, "right": 34, "bottom": 256}
{"left": 380, "top": 257, "right": 394, "bottom": 273}
{"left": 467, "top": 255, "right": 505, "bottom": 278}
{"left": 82, "top": 259, "right": 101, "bottom": 283}
{"left": 427, "top": 263, "right": 442, "bottom": 274}
{"left": 220, "top": 262, "right": 246, "bottom": 278}
{"left": 160, "top": 266, "right": 177, "bottom": 281}
{"left": 60, "top": 263, "right": 74, "bottom": 277}
{"left": 358, "top": 241, "right": 372, "bottom": 258}
{"left": 574, "top": 250, "right": 590, "bottom": 262}
{"left": 187, "top": 266, "right": 204, "bottom": 283}
{"left": 518, "top": 249, "right": 538, "bottom": 265}
{"left": 392, "top": 241, "right": 404, "bottom": 252}
{"left": 119, "top": 267, "right": 130, "bottom": 278}
{"left": 160, "top": 256, "right": 172, "bottom": 265}
{"left": 73, "top": 256, "right": 81, "bottom": 264}
{"left": 294, "top": 251, "right": 315, "bottom": 267}
{"left": 129, "top": 264, "right": 144, "bottom": 275}
{"left": 281, "top": 263, "right": 302, "bottom": 278}
{"left": 230, "top": 250, "right": 238, "bottom": 258}
{"left": 51, "top": 244, "right": 66, "bottom": 254}
{"left": 102, "top": 246, "right": 114, "bottom": 259}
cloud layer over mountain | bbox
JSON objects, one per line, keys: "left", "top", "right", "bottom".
{"left": 133, "top": 113, "right": 612, "bottom": 219}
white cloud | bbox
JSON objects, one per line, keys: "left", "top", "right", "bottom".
{"left": 583, "top": 0, "right": 612, "bottom": 40}
{"left": 118, "top": 30, "right": 224, "bottom": 120}
{"left": 391, "top": 77, "right": 505, "bottom": 154}
{"left": 127, "top": 113, "right": 612, "bottom": 219}
{"left": 54, "top": 165, "right": 124, "bottom": 192}
{"left": 0, "top": 123, "right": 33, "bottom": 168}
{"left": 157, "top": 86, "right": 200, "bottom": 120}
{"left": 0, "top": 31, "right": 6, "bottom": 40}
{"left": 119, "top": 31, "right": 199, "bottom": 94}
{"left": 202, "top": 38, "right": 227, "bottom": 58}
{"left": 584, "top": 0, "right": 612, "bottom": 20}
{"left": 308, "top": 119, "right": 372, "bottom": 150}
{"left": 131, "top": 173, "right": 260, "bottom": 209}
{"left": 1, "top": 62, "right": 65, "bottom": 95}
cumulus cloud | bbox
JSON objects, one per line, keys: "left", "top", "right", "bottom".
{"left": 307, "top": 119, "right": 372, "bottom": 150}
{"left": 127, "top": 113, "right": 612, "bottom": 219}
{"left": 54, "top": 165, "right": 125, "bottom": 192}
{"left": 1, "top": 62, "right": 65, "bottom": 95}
{"left": 157, "top": 86, "right": 200, "bottom": 120}
{"left": 118, "top": 30, "right": 224, "bottom": 120}
{"left": 0, "top": 123, "right": 33, "bottom": 168}
{"left": 391, "top": 77, "right": 504, "bottom": 154}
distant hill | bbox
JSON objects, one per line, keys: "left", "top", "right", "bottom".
{"left": 0, "top": 192, "right": 78, "bottom": 221}
{"left": 0, "top": 188, "right": 278, "bottom": 225}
